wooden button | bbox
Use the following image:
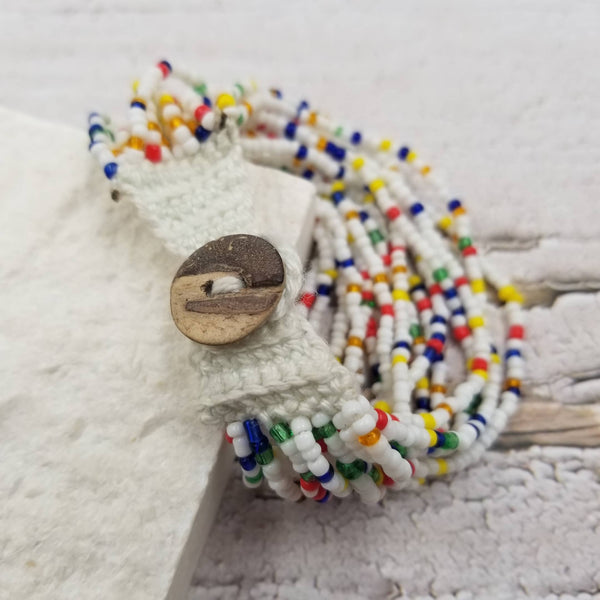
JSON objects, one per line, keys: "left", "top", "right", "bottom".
{"left": 170, "top": 234, "right": 285, "bottom": 345}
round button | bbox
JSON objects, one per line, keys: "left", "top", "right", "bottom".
{"left": 170, "top": 234, "right": 285, "bottom": 345}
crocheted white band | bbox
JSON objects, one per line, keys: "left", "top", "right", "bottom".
{"left": 116, "top": 122, "right": 358, "bottom": 423}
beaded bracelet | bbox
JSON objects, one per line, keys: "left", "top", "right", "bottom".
{"left": 87, "top": 60, "right": 525, "bottom": 504}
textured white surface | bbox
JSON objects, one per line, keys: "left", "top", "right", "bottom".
{"left": 1, "top": 1, "right": 599, "bottom": 599}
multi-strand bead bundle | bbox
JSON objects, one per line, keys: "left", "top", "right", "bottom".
{"left": 88, "top": 60, "right": 525, "bottom": 504}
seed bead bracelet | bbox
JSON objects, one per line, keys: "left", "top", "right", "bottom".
{"left": 87, "top": 60, "right": 525, "bottom": 504}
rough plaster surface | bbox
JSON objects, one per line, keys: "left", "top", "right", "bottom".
{"left": 1, "top": 1, "right": 599, "bottom": 599}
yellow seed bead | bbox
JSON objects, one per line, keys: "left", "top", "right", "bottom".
{"left": 439, "top": 216, "right": 453, "bottom": 230}
{"left": 491, "top": 353, "right": 501, "bottom": 364}
{"left": 373, "top": 273, "right": 388, "bottom": 284}
{"left": 347, "top": 234, "right": 355, "bottom": 244}
{"left": 392, "top": 290, "right": 410, "bottom": 301}
{"left": 373, "top": 400, "right": 392, "bottom": 413}
{"left": 427, "top": 429, "right": 438, "bottom": 447}
{"left": 369, "top": 179, "right": 385, "bottom": 193}
{"left": 379, "top": 139, "right": 392, "bottom": 152}
{"left": 351, "top": 157, "right": 365, "bottom": 170}
{"left": 345, "top": 210, "right": 360, "bottom": 220}
{"left": 414, "top": 255, "right": 422, "bottom": 263}
{"left": 347, "top": 336, "right": 363, "bottom": 348}
{"left": 437, "top": 402, "right": 453, "bottom": 415}
{"left": 132, "top": 79, "right": 139, "bottom": 92}
{"left": 418, "top": 478, "right": 426, "bottom": 485}
{"left": 430, "top": 384, "right": 447, "bottom": 394}
{"left": 505, "top": 378, "right": 521, "bottom": 389}
{"left": 408, "top": 275, "right": 422, "bottom": 287}
{"left": 324, "top": 269, "right": 338, "bottom": 279}
{"left": 216, "top": 93, "right": 236, "bottom": 110}
{"left": 468, "top": 316, "right": 485, "bottom": 329}
{"left": 421, "top": 413, "right": 436, "bottom": 429}
{"left": 128, "top": 136, "right": 144, "bottom": 150}
{"left": 392, "top": 265, "right": 407, "bottom": 274}
{"left": 363, "top": 192, "right": 375, "bottom": 203}
{"left": 335, "top": 356, "right": 342, "bottom": 362}
{"left": 169, "top": 117, "right": 184, "bottom": 129}
{"left": 147, "top": 121, "right": 160, "bottom": 131}
{"left": 416, "top": 377, "right": 429, "bottom": 390}
{"left": 331, "top": 181, "right": 345, "bottom": 192}
{"left": 346, "top": 283, "right": 362, "bottom": 293}
{"left": 471, "top": 279, "right": 486, "bottom": 294}
{"left": 317, "top": 137, "right": 327, "bottom": 151}
{"left": 392, "top": 355, "right": 407, "bottom": 365}
{"left": 420, "top": 165, "right": 431, "bottom": 176}
{"left": 498, "top": 285, "right": 524, "bottom": 304}
{"left": 406, "top": 150, "right": 417, "bottom": 163}
{"left": 472, "top": 369, "right": 488, "bottom": 380}
{"left": 358, "top": 429, "right": 381, "bottom": 446}
{"left": 159, "top": 94, "right": 174, "bottom": 106}
{"left": 242, "top": 100, "right": 253, "bottom": 115}
{"left": 453, "top": 206, "right": 466, "bottom": 216}
{"left": 308, "top": 111, "right": 318, "bottom": 126}
{"left": 413, "top": 336, "right": 426, "bottom": 346}
{"left": 437, "top": 458, "right": 448, "bottom": 475}
{"left": 466, "top": 358, "right": 473, "bottom": 370}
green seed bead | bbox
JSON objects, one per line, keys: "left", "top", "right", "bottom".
{"left": 458, "top": 236, "right": 472, "bottom": 250}
{"left": 312, "top": 422, "right": 337, "bottom": 441}
{"left": 269, "top": 423, "right": 293, "bottom": 443}
{"left": 237, "top": 114, "right": 244, "bottom": 126}
{"left": 433, "top": 267, "right": 449, "bottom": 282}
{"left": 245, "top": 471, "right": 263, "bottom": 484}
{"left": 368, "top": 229, "right": 385, "bottom": 244}
{"left": 409, "top": 323, "right": 423, "bottom": 339}
{"left": 390, "top": 441, "right": 408, "bottom": 457}
{"left": 336, "top": 459, "right": 367, "bottom": 480}
{"left": 255, "top": 447, "right": 274, "bottom": 465}
{"left": 334, "top": 126, "right": 344, "bottom": 137}
{"left": 234, "top": 82, "right": 245, "bottom": 96}
{"left": 194, "top": 83, "right": 207, "bottom": 96}
{"left": 368, "top": 466, "right": 383, "bottom": 484}
{"left": 442, "top": 431, "right": 459, "bottom": 450}
{"left": 361, "top": 300, "right": 376, "bottom": 308}
{"left": 466, "top": 394, "right": 483, "bottom": 415}
{"left": 300, "top": 471, "right": 317, "bottom": 482}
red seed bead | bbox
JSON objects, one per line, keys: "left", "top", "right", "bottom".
{"left": 427, "top": 338, "right": 444, "bottom": 353}
{"left": 145, "top": 144, "right": 162, "bottom": 163}
{"left": 157, "top": 62, "right": 170, "bottom": 78}
{"left": 317, "top": 439, "right": 328, "bottom": 453}
{"left": 390, "top": 244, "right": 406, "bottom": 253}
{"left": 381, "top": 304, "right": 394, "bottom": 317}
{"left": 366, "top": 317, "right": 377, "bottom": 337}
{"left": 407, "top": 460, "right": 416, "bottom": 476}
{"left": 224, "top": 432, "right": 233, "bottom": 444}
{"left": 390, "top": 413, "right": 399, "bottom": 422}
{"left": 375, "top": 408, "right": 389, "bottom": 431}
{"left": 509, "top": 325, "right": 525, "bottom": 339}
{"left": 454, "top": 325, "right": 471, "bottom": 341}
{"left": 471, "top": 357, "right": 488, "bottom": 371}
{"left": 301, "top": 292, "right": 316, "bottom": 308}
{"left": 416, "top": 297, "right": 432, "bottom": 312}
{"left": 382, "top": 254, "right": 391, "bottom": 267}
{"left": 313, "top": 486, "right": 328, "bottom": 501}
{"left": 386, "top": 206, "right": 401, "bottom": 220}
{"left": 300, "top": 478, "right": 320, "bottom": 492}
{"left": 429, "top": 283, "right": 443, "bottom": 296}
{"left": 455, "top": 276, "right": 469, "bottom": 288}
{"left": 382, "top": 474, "right": 395, "bottom": 486}
{"left": 362, "top": 291, "right": 375, "bottom": 302}
{"left": 462, "top": 246, "right": 477, "bottom": 257}
{"left": 194, "top": 104, "right": 211, "bottom": 122}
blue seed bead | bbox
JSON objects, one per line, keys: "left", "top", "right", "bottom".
{"left": 334, "top": 146, "right": 346, "bottom": 161}
{"left": 303, "top": 169, "right": 314, "bottom": 180}
{"left": 317, "top": 465, "right": 335, "bottom": 484}
{"left": 359, "top": 211, "right": 369, "bottom": 223}
{"left": 317, "top": 284, "right": 332, "bottom": 296}
{"left": 393, "top": 341, "right": 411, "bottom": 350}
{"left": 295, "top": 145, "right": 308, "bottom": 160}
{"left": 431, "top": 332, "right": 446, "bottom": 343}
{"left": 468, "top": 422, "right": 482, "bottom": 438}
{"left": 490, "top": 344, "right": 499, "bottom": 354}
{"left": 103, "top": 162, "right": 118, "bottom": 179}
{"left": 432, "top": 352, "right": 444, "bottom": 363}
{"left": 271, "top": 88, "right": 282, "bottom": 99}
{"left": 284, "top": 121, "right": 297, "bottom": 140}
{"left": 88, "top": 111, "right": 100, "bottom": 122}
{"left": 130, "top": 100, "right": 146, "bottom": 110}
{"left": 298, "top": 100, "right": 309, "bottom": 112}
{"left": 203, "top": 96, "right": 212, "bottom": 107}
{"left": 332, "top": 191, "right": 344, "bottom": 205}
{"left": 195, "top": 125, "right": 211, "bottom": 142}
{"left": 350, "top": 131, "right": 362, "bottom": 145}
{"left": 431, "top": 315, "right": 447, "bottom": 325}
{"left": 410, "top": 202, "right": 424, "bottom": 216}
{"left": 410, "top": 282, "right": 426, "bottom": 293}
{"left": 239, "top": 455, "right": 257, "bottom": 471}
{"left": 88, "top": 123, "right": 104, "bottom": 138}
{"left": 371, "top": 363, "right": 380, "bottom": 379}
{"left": 243, "top": 419, "right": 265, "bottom": 446}
{"left": 398, "top": 146, "right": 410, "bottom": 160}
{"left": 416, "top": 398, "right": 430, "bottom": 410}
{"left": 159, "top": 59, "right": 172, "bottom": 73}
{"left": 470, "top": 413, "right": 487, "bottom": 426}
{"left": 448, "top": 199, "right": 462, "bottom": 211}
{"left": 423, "top": 347, "right": 437, "bottom": 361}
{"left": 505, "top": 349, "right": 521, "bottom": 359}
{"left": 336, "top": 165, "right": 345, "bottom": 179}
{"left": 317, "top": 491, "right": 331, "bottom": 503}
{"left": 339, "top": 257, "right": 354, "bottom": 268}
{"left": 452, "top": 307, "right": 466, "bottom": 316}
{"left": 435, "top": 432, "right": 447, "bottom": 447}
{"left": 508, "top": 386, "right": 521, "bottom": 396}
{"left": 444, "top": 287, "right": 458, "bottom": 300}
{"left": 325, "top": 141, "right": 337, "bottom": 155}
